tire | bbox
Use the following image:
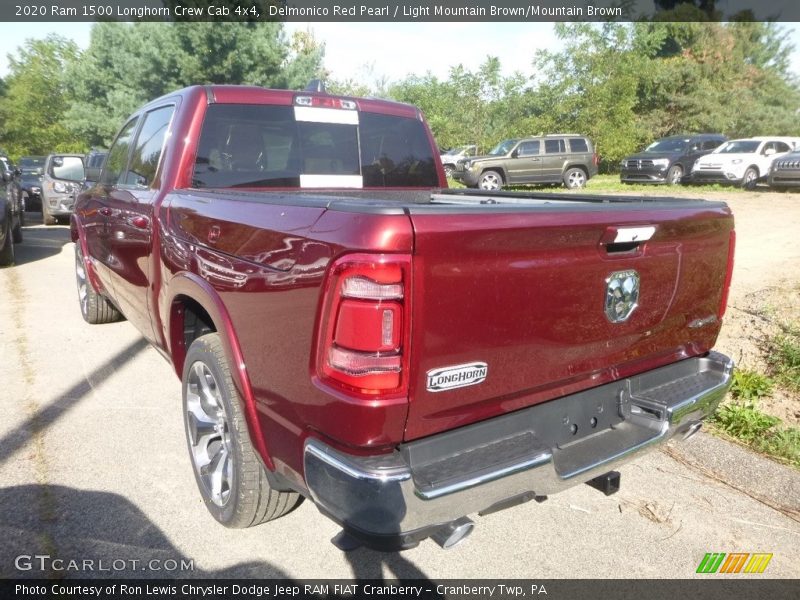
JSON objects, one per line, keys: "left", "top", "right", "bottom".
{"left": 43, "top": 202, "right": 57, "bottom": 226}
{"left": 742, "top": 167, "right": 758, "bottom": 189}
{"left": 443, "top": 164, "right": 454, "bottom": 178}
{"left": 0, "top": 219, "right": 15, "bottom": 267}
{"left": 478, "top": 170, "right": 503, "bottom": 191}
{"left": 183, "top": 333, "right": 302, "bottom": 528}
{"left": 666, "top": 165, "right": 683, "bottom": 185}
{"left": 75, "top": 244, "right": 122, "bottom": 324}
{"left": 563, "top": 167, "right": 587, "bottom": 189}
{"left": 12, "top": 216, "right": 22, "bottom": 244}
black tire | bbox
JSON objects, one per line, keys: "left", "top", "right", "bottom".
{"left": 75, "top": 244, "right": 122, "bottom": 324}
{"left": 742, "top": 167, "right": 758, "bottom": 190}
{"left": 666, "top": 165, "right": 683, "bottom": 185}
{"left": 0, "top": 219, "right": 14, "bottom": 267}
{"left": 563, "top": 167, "right": 587, "bottom": 189}
{"left": 478, "top": 170, "right": 503, "bottom": 190}
{"left": 43, "top": 202, "right": 57, "bottom": 226}
{"left": 12, "top": 216, "right": 22, "bottom": 244}
{"left": 183, "top": 333, "right": 302, "bottom": 528}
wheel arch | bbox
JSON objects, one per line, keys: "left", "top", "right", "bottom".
{"left": 167, "top": 272, "right": 274, "bottom": 470}
{"left": 71, "top": 218, "right": 108, "bottom": 297}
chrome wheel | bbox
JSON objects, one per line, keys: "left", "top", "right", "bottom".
{"left": 75, "top": 249, "right": 88, "bottom": 318}
{"left": 564, "top": 168, "right": 587, "bottom": 189}
{"left": 742, "top": 168, "right": 758, "bottom": 189}
{"left": 479, "top": 171, "right": 502, "bottom": 190}
{"left": 186, "top": 361, "right": 232, "bottom": 508}
{"left": 667, "top": 165, "right": 683, "bottom": 185}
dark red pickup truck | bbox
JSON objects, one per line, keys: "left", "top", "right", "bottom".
{"left": 72, "top": 85, "right": 735, "bottom": 551}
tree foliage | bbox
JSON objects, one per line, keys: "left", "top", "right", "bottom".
{"left": 0, "top": 35, "right": 83, "bottom": 157}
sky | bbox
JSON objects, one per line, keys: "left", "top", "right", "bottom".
{"left": 0, "top": 21, "right": 798, "bottom": 84}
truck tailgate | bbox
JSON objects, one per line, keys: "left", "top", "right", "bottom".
{"left": 404, "top": 198, "right": 734, "bottom": 441}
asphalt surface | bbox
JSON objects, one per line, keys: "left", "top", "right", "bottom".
{"left": 1, "top": 220, "right": 799, "bottom": 580}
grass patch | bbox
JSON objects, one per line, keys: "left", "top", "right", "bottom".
{"left": 713, "top": 399, "right": 800, "bottom": 467}
{"left": 769, "top": 327, "right": 800, "bottom": 392}
{"left": 729, "top": 368, "right": 774, "bottom": 401}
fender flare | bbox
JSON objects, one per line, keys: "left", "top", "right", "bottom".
{"left": 70, "top": 216, "right": 107, "bottom": 296}
{"left": 166, "top": 272, "right": 274, "bottom": 470}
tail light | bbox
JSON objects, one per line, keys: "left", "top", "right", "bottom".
{"left": 593, "top": 153, "right": 600, "bottom": 167}
{"left": 315, "top": 253, "right": 412, "bottom": 397}
{"left": 718, "top": 230, "right": 736, "bottom": 318}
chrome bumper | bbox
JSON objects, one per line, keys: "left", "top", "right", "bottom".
{"left": 304, "top": 352, "right": 733, "bottom": 547}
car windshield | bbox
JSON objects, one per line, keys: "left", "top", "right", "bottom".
{"left": 645, "top": 138, "right": 689, "bottom": 153}
{"left": 192, "top": 104, "right": 438, "bottom": 189}
{"left": 444, "top": 146, "right": 469, "bottom": 156}
{"left": 716, "top": 141, "right": 760, "bottom": 154}
{"left": 20, "top": 157, "right": 45, "bottom": 172}
{"left": 489, "top": 139, "right": 519, "bottom": 155}
{"left": 49, "top": 156, "right": 85, "bottom": 181}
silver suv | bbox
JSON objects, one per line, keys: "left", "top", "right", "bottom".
{"left": 452, "top": 134, "right": 599, "bottom": 190}
{"left": 42, "top": 154, "right": 84, "bottom": 225}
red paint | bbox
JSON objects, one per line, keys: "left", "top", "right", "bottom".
{"left": 73, "top": 84, "right": 734, "bottom": 485}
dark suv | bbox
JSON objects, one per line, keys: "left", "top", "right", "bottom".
{"left": 452, "top": 134, "right": 599, "bottom": 190}
{"left": 16, "top": 156, "right": 46, "bottom": 211}
{"left": 620, "top": 134, "right": 726, "bottom": 185}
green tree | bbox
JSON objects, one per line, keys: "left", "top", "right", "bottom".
{"left": 65, "top": 22, "right": 325, "bottom": 147}
{"left": 0, "top": 35, "right": 82, "bottom": 157}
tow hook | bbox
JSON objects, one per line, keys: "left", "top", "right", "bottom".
{"left": 586, "top": 471, "right": 621, "bottom": 496}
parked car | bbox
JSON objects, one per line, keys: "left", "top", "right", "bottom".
{"left": 620, "top": 134, "right": 726, "bottom": 185}
{"left": 16, "top": 155, "right": 46, "bottom": 211}
{"left": 42, "top": 153, "right": 85, "bottom": 225}
{"left": 440, "top": 145, "right": 477, "bottom": 177}
{"left": 73, "top": 84, "right": 734, "bottom": 551}
{"left": 691, "top": 137, "right": 800, "bottom": 188}
{"left": 452, "top": 134, "right": 599, "bottom": 190}
{"left": 1, "top": 155, "right": 23, "bottom": 253}
{"left": 767, "top": 149, "right": 800, "bottom": 189}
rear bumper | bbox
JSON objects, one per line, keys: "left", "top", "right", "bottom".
{"left": 620, "top": 168, "right": 669, "bottom": 183}
{"left": 304, "top": 351, "right": 733, "bottom": 549}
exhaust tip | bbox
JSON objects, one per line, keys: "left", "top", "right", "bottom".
{"left": 430, "top": 517, "right": 474, "bottom": 549}
{"left": 683, "top": 422, "right": 703, "bottom": 440}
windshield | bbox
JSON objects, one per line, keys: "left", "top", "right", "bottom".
{"left": 645, "top": 138, "right": 689, "bottom": 153}
{"left": 716, "top": 141, "right": 760, "bottom": 154}
{"left": 19, "top": 156, "right": 45, "bottom": 172}
{"left": 489, "top": 139, "right": 519, "bottom": 156}
{"left": 193, "top": 104, "right": 438, "bottom": 189}
{"left": 49, "top": 156, "right": 85, "bottom": 181}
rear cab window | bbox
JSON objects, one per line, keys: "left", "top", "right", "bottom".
{"left": 192, "top": 102, "right": 438, "bottom": 189}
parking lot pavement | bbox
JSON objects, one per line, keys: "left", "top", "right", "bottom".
{"left": 1, "top": 221, "right": 799, "bottom": 580}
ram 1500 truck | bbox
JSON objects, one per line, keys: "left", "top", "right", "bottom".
{"left": 71, "top": 85, "right": 735, "bottom": 551}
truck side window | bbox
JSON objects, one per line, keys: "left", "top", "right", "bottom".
{"left": 569, "top": 138, "right": 588, "bottom": 153}
{"left": 124, "top": 105, "right": 175, "bottom": 188}
{"left": 101, "top": 117, "right": 139, "bottom": 186}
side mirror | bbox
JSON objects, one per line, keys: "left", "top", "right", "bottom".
{"left": 1, "top": 171, "right": 10, "bottom": 183}
{"left": 511, "top": 149, "right": 519, "bottom": 158}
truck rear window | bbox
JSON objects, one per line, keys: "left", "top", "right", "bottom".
{"left": 192, "top": 104, "right": 438, "bottom": 189}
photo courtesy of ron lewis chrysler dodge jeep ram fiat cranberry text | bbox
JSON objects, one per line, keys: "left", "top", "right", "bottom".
{"left": 71, "top": 84, "right": 735, "bottom": 551}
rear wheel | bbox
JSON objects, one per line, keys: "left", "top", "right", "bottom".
{"left": 742, "top": 167, "right": 758, "bottom": 189}
{"left": 478, "top": 170, "right": 503, "bottom": 191}
{"left": 75, "top": 244, "right": 122, "bottom": 324}
{"left": 443, "top": 164, "right": 454, "bottom": 178}
{"left": 666, "top": 165, "right": 683, "bottom": 185}
{"left": 563, "top": 167, "right": 587, "bottom": 189}
{"left": 183, "top": 333, "right": 302, "bottom": 528}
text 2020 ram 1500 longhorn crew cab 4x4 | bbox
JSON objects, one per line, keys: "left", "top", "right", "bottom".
{"left": 72, "top": 85, "right": 735, "bottom": 551}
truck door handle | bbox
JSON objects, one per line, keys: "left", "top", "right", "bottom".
{"left": 130, "top": 216, "right": 150, "bottom": 229}
{"left": 99, "top": 207, "right": 112, "bottom": 216}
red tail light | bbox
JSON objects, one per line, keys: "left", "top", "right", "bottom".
{"left": 593, "top": 153, "right": 600, "bottom": 167}
{"left": 315, "top": 253, "right": 412, "bottom": 397}
{"left": 718, "top": 230, "right": 736, "bottom": 318}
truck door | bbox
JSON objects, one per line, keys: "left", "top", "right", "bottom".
{"left": 540, "top": 138, "right": 567, "bottom": 182}
{"left": 104, "top": 105, "right": 175, "bottom": 342}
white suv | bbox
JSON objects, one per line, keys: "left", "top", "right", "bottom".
{"left": 691, "top": 137, "right": 800, "bottom": 188}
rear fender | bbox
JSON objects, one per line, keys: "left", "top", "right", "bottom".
{"left": 166, "top": 272, "right": 273, "bottom": 470}
{"left": 70, "top": 216, "right": 106, "bottom": 296}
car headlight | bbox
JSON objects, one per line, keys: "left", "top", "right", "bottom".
{"left": 730, "top": 159, "right": 743, "bottom": 165}
{"left": 463, "top": 160, "right": 472, "bottom": 170}
{"left": 652, "top": 158, "right": 670, "bottom": 168}
{"left": 53, "top": 181, "right": 67, "bottom": 193}
{"left": 31, "top": 186, "right": 41, "bottom": 193}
